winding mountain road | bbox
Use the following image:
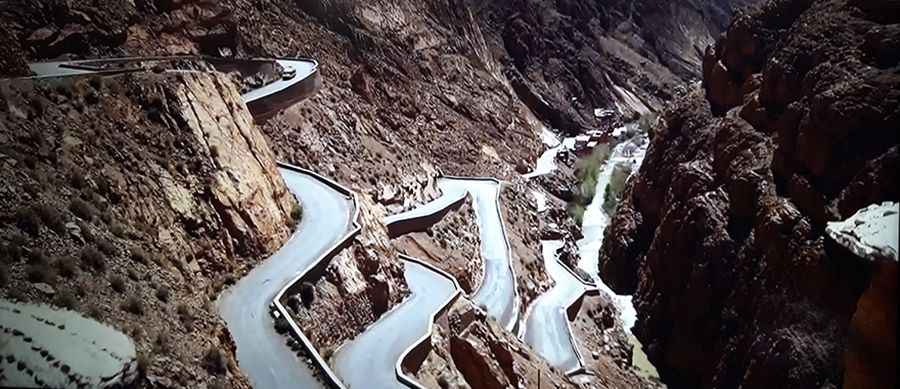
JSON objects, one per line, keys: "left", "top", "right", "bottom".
{"left": 218, "top": 169, "right": 353, "bottom": 389}
{"left": 333, "top": 258, "right": 457, "bottom": 389}
{"left": 386, "top": 177, "right": 520, "bottom": 332}
{"left": 523, "top": 240, "right": 586, "bottom": 374}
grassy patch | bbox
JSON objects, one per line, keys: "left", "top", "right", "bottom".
{"left": 603, "top": 163, "right": 634, "bottom": 215}
{"left": 567, "top": 144, "right": 611, "bottom": 224}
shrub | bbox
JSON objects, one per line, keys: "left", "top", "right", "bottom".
{"left": 137, "top": 352, "right": 150, "bottom": 378}
{"left": 68, "top": 168, "right": 88, "bottom": 189}
{"left": 87, "top": 306, "right": 103, "bottom": 320}
{"left": 54, "top": 291, "right": 77, "bottom": 310}
{"left": 127, "top": 268, "right": 141, "bottom": 281}
{"left": 203, "top": 347, "right": 227, "bottom": 375}
{"left": 153, "top": 332, "right": 170, "bottom": 354}
{"left": 155, "top": 286, "right": 170, "bottom": 303}
{"left": 131, "top": 247, "right": 148, "bottom": 264}
{"left": 36, "top": 204, "right": 66, "bottom": 234}
{"left": 109, "top": 221, "right": 127, "bottom": 238}
{"left": 566, "top": 203, "right": 586, "bottom": 225}
{"left": 288, "top": 202, "right": 303, "bottom": 227}
{"left": 97, "top": 239, "right": 117, "bottom": 256}
{"left": 54, "top": 256, "right": 79, "bottom": 278}
{"left": 1, "top": 233, "right": 26, "bottom": 263}
{"left": 122, "top": 295, "right": 144, "bottom": 315}
{"left": 177, "top": 303, "right": 194, "bottom": 328}
{"left": 638, "top": 112, "right": 658, "bottom": 136}
{"left": 27, "top": 249, "right": 49, "bottom": 265}
{"left": 0, "top": 266, "right": 7, "bottom": 287}
{"left": 602, "top": 163, "right": 633, "bottom": 215}
{"left": 69, "top": 198, "right": 96, "bottom": 221}
{"left": 299, "top": 282, "right": 315, "bottom": 308}
{"left": 77, "top": 220, "right": 94, "bottom": 243}
{"left": 26, "top": 263, "right": 55, "bottom": 284}
{"left": 273, "top": 316, "right": 291, "bottom": 334}
{"left": 80, "top": 246, "right": 106, "bottom": 272}
{"left": 15, "top": 206, "right": 42, "bottom": 235}
{"left": 109, "top": 275, "right": 126, "bottom": 293}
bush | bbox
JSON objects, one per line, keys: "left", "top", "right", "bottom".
{"left": 27, "top": 249, "right": 49, "bottom": 265}
{"left": 80, "top": 246, "right": 106, "bottom": 272}
{"left": 602, "top": 163, "right": 633, "bottom": 215}
{"left": 97, "top": 239, "right": 117, "bottom": 256}
{"left": 153, "top": 332, "right": 170, "bottom": 354}
{"left": 109, "top": 221, "right": 127, "bottom": 238}
{"left": 155, "top": 286, "right": 170, "bottom": 303}
{"left": 137, "top": 352, "right": 150, "bottom": 379}
{"left": 566, "top": 203, "right": 586, "bottom": 225}
{"left": 36, "top": 204, "right": 66, "bottom": 234}
{"left": 26, "top": 263, "right": 55, "bottom": 283}
{"left": 15, "top": 206, "right": 42, "bottom": 235}
{"left": 203, "top": 347, "right": 227, "bottom": 375}
{"left": 131, "top": 247, "right": 148, "bottom": 264}
{"left": 571, "top": 144, "right": 611, "bottom": 207}
{"left": 54, "top": 291, "right": 78, "bottom": 310}
{"left": 299, "top": 282, "right": 315, "bottom": 308}
{"left": 1, "top": 233, "right": 26, "bottom": 263}
{"left": 177, "top": 303, "right": 194, "bottom": 327}
{"left": 288, "top": 202, "right": 303, "bottom": 227}
{"left": 77, "top": 220, "right": 94, "bottom": 243}
{"left": 69, "top": 198, "right": 96, "bottom": 221}
{"left": 638, "top": 112, "right": 658, "bottom": 134}
{"left": 0, "top": 266, "right": 7, "bottom": 287}
{"left": 122, "top": 295, "right": 144, "bottom": 315}
{"left": 54, "top": 256, "right": 79, "bottom": 278}
{"left": 109, "top": 275, "right": 126, "bottom": 293}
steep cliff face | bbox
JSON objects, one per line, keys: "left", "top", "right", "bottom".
{"left": 0, "top": 70, "right": 295, "bottom": 387}
{"left": 599, "top": 0, "right": 898, "bottom": 388}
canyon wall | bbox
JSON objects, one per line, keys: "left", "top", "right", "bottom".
{"left": 599, "top": 0, "right": 898, "bottom": 387}
{"left": 0, "top": 70, "right": 295, "bottom": 388}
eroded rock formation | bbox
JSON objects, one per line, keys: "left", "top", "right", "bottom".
{"left": 599, "top": 0, "right": 898, "bottom": 387}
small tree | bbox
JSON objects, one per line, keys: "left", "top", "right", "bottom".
{"left": 299, "top": 282, "right": 315, "bottom": 308}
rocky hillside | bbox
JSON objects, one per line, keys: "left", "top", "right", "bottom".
{"left": 1, "top": 0, "right": 766, "bottom": 387}
{"left": 0, "top": 70, "right": 296, "bottom": 388}
{"left": 599, "top": 0, "right": 898, "bottom": 387}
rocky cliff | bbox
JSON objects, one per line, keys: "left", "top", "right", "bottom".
{"left": 599, "top": 0, "right": 898, "bottom": 387}
{"left": 0, "top": 70, "right": 295, "bottom": 388}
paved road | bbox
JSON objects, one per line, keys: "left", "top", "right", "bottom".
{"left": 388, "top": 178, "right": 519, "bottom": 331}
{"left": 218, "top": 169, "right": 353, "bottom": 389}
{"left": 523, "top": 240, "right": 585, "bottom": 373}
{"left": 332, "top": 259, "right": 456, "bottom": 388}
{"left": 241, "top": 59, "right": 317, "bottom": 104}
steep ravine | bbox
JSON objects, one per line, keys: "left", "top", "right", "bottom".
{"left": 599, "top": 0, "right": 898, "bottom": 387}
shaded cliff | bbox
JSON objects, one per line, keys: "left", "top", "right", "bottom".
{"left": 599, "top": 0, "right": 898, "bottom": 387}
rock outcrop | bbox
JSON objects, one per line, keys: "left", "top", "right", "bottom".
{"left": 0, "top": 70, "right": 295, "bottom": 388}
{"left": 599, "top": 0, "right": 898, "bottom": 388}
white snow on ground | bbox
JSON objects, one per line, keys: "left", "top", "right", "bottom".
{"left": 826, "top": 202, "right": 898, "bottom": 262}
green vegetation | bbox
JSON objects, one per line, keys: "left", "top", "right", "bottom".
{"left": 55, "top": 256, "right": 79, "bottom": 278}
{"left": 155, "top": 286, "right": 171, "bottom": 303}
{"left": 80, "top": 246, "right": 106, "bottom": 272}
{"left": 122, "top": 295, "right": 144, "bottom": 315}
{"left": 109, "top": 275, "right": 126, "bottom": 293}
{"left": 16, "top": 206, "right": 43, "bottom": 235}
{"left": 36, "top": 204, "right": 67, "bottom": 234}
{"left": 26, "top": 262, "right": 55, "bottom": 284}
{"left": 69, "top": 198, "right": 97, "bottom": 221}
{"left": 54, "top": 290, "right": 78, "bottom": 310}
{"left": 288, "top": 202, "right": 303, "bottom": 228}
{"left": 299, "top": 281, "right": 316, "bottom": 308}
{"left": 603, "top": 163, "right": 634, "bottom": 215}
{"left": 203, "top": 347, "right": 227, "bottom": 375}
{"left": 567, "top": 144, "right": 611, "bottom": 224}
{"left": 638, "top": 112, "right": 658, "bottom": 139}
